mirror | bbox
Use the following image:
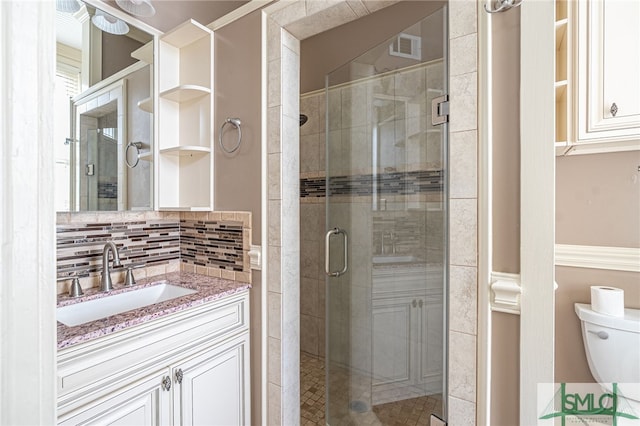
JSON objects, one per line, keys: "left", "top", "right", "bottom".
{"left": 55, "top": 1, "right": 154, "bottom": 212}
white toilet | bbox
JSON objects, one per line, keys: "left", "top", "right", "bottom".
{"left": 575, "top": 303, "right": 640, "bottom": 422}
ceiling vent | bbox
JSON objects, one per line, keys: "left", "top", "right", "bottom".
{"left": 389, "top": 33, "right": 422, "bottom": 60}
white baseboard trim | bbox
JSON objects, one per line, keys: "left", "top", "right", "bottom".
{"left": 555, "top": 244, "right": 640, "bottom": 272}
{"left": 490, "top": 272, "right": 521, "bottom": 315}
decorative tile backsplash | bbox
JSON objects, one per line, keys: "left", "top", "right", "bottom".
{"left": 180, "top": 219, "right": 244, "bottom": 272}
{"left": 56, "top": 219, "right": 180, "bottom": 278}
{"left": 56, "top": 211, "right": 251, "bottom": 294}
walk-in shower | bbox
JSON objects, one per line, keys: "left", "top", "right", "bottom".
{"left": 300, "top": 5, "right": 448, "bottom": 425}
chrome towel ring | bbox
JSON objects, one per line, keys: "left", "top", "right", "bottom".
{"left": 219, "top": 117, "right": 242, "bottom": 154}
{"left": 484, "top": 0, "right": 523, "bottom": 13}
{"left": 125, "top": 141, "right": 143, "bottom": 168}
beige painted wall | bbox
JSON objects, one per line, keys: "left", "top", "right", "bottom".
{"left": 214, "top": 10, "right": 263, "bottom": 425}
{"left": 132, "top": 1, "right": 250, "bottom": 33}
{"left": 490, "top": 312, "right": 520, "bottom": 426}
{"left": 300, "top": 0, "right": 444, "bottom": 93}
{"left": 490, "top": 7, "right": 521, "bottom": 426}
{"left": 555, "top": 150, "right": 640, "bottom": 383}
{"left": 101, "top": 32, "right": 143, "bottom": 80}
{"left": 215, "top": 10, "right": 262, "bottom": 242}
{"left": 556, "top": 151, "right": 640, "bottom": 247}
{"left": 491, "top": 8, "right": 520, "bottom": 275}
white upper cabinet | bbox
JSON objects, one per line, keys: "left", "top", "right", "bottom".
{"left": 556, "top": 0, "right": 640, "bottom": 155}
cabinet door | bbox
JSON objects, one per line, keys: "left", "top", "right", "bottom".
{"left": 418, "top": 297, "right": 444, "bottom": 394}
{"left": 58, "top": 371, "right": 171, "bottom": 426}
{"left": 173, "top": 333, "right": 250, "bottom": 426}
{"left": 371, "top": 297, "right": 413, "bottom": 405}
{"left": 577, "top": 0, "right": 640, "bottom": 143}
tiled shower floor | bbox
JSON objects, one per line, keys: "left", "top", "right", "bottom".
{"left": 301, "top": 352, "right": 327, "bottom": 425}
{"left": 300, "top": 352, "right": 443, "bottom": 426}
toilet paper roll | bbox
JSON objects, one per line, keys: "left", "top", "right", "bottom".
{"left": 590, "top": 286, "right": 625, "bottom": 317}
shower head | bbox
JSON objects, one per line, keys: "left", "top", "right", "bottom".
{"left": 299, "top": 114, "right": 308, "bottom": 127}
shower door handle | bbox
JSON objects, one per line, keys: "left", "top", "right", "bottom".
{"left": 325, "top": 227, "right": 348, "bottom": 277}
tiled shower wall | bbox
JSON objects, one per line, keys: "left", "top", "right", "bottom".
{"left": 56, "top": 211, "right": 251, "bottom": 295}
{"left": 300, "top": 90, "right": 327, "bottom": 358}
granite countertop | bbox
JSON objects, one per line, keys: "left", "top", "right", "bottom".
{"left": 57, "top": 271, "right": 250, "bottom": 350}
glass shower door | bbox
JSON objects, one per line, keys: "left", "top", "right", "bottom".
{"left": 325, "top": 6, "right": 448, "bottom": 425}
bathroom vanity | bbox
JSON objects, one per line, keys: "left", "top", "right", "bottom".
{"left": 56, "top": 272, "right": 250, "bottom": 425}
{"left": 371, "top": 264, "right": 444, "bottom": 405}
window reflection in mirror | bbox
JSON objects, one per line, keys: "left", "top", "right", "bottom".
{"left": 54, "top": 2, "right": 154, "bottom": 212}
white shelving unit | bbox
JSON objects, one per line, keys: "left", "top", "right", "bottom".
{"left": 158, "top": 19, "right": 214, "bottom": 210}
{"left": 131, "top": 41, "right": 153, "bottom": 65}
{"left": 554, "top": 0, "right": 571, "bottom": 155}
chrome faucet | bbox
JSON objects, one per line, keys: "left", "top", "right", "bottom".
{"left": 100, "top": 241, "right": 122, "bottom": 292}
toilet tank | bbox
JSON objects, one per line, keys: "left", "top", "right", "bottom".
{"left": 575, "top": 303, "right": 640, "bottom": 400}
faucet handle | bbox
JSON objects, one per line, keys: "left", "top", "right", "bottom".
{"left": 124, "top": 267, "right": 136, "bottom": 287}
{"left": 68, "top": 277, "right": 84, "bottom": 298}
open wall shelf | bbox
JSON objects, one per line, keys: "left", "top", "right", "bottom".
{"left": 157, "top": 19, "right": 214, "bottom": 210}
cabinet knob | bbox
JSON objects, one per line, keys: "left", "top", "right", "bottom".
{"left": 412, "top": 299, "right": 417, "bottom": 308}
{"left": 610, "top": 102, "right": 618, "bottom": 117}
{"left": 161, "top": 375, "right": 172, "bottom": 391}
{"left": 418, "top": 299, "right": 423, "bottom": 308}
{"left": 175, "top": 368, "right": 183, "bottom": 385}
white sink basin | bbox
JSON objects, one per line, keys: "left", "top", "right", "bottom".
{"left": 57, "top": 283, "right": 197, "bottom": 327}
{"left": 373, "top": 255, "right": 418, "bottom": 264}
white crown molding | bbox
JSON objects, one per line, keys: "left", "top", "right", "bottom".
{"left": 208, "top": 0, "right": 275, "bottom": 31}
{"left": 555, "top": 244, "right": 640, "bottom": 272}
{"left": 490, "top": 272, "right": 521, "bottom": 315}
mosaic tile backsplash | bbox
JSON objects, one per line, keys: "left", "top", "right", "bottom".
{"left": 56, "top": 220, "right": 181, "bottom": 278}
{"left": 56, "top": 212, "right": 251, "bottom": 294}
{"left": 180, "top": 219, "right": 245, "bottom": 272}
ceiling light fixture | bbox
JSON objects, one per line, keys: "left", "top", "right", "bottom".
{"left": 115, "top": 0, "right": 156, "bottom": 17}
{"left": 56, "top": 0, "right": 82, "bottom": 13}
{"left": 92, "top": 9, "right": 130, "bottom": 35}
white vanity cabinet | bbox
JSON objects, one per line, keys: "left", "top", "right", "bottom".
{"left": 57, "top": 291, "right": 250, "bottom": 425}
{"left": 172, "top": 334, "right": 249, "bottom": 425}
{"left": 157, "top": 19, "right": 214, "bottom": 210}
{"left": 58, "top": 370, "right": 171, "bottom": 425}
{"left": 556, "top": 0, "right": 640, "bottom": 155}
{"left": 371, "top": 266, "right": 443, "bottom": 405}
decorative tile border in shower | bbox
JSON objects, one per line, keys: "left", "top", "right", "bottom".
{"left": 300, "top": 170, "right": 444, "bottom": 199}
{"left": 97, "top": 181, "right": 118, "bottom": 199}
{"left": 55, "top": 211, "right": 252, "bottom": 294}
